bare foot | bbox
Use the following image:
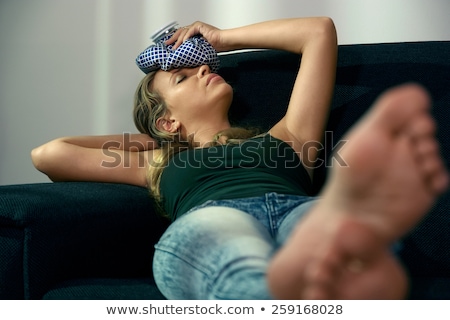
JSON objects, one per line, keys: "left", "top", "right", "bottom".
{"left": 267, "top": 84, "right": 449, "bottom": 299}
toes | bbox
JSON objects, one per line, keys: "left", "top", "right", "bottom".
{"left": 415, "top": 136, "right": 438, "bottom": 158}
{"left": 408, "top": 113, "right": 436, "bottom": 140}
{"left": 430, "top": 164, "right": 449, "bottom": 193}
{"left": 368, "top": 84, "right": 431, "bottom": 135}
{"left": 414, "top": 137, "right": 449, "bottom": 194}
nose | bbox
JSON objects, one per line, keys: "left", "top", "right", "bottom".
{"left": 197, "top": 65, "right": 211, "bottom": 78}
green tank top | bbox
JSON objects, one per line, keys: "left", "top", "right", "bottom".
{"left": 160, "top": 134, "right": 313, "bottom": 221}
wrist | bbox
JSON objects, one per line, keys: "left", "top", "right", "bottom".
{"left": 219, "top": 28, "right": 247, "bottom": 52}
{"left": 119, "top": 133, "right": 157, "bottom": 152}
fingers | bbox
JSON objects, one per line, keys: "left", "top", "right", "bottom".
{"left": 164, "top": 26, "right": 188, "bottom": 49}
{"left": 165, "top": 24, "right": 198, "bottom": 50}
{"left": 164, "top": 21, "right": 220, "bottom": 51}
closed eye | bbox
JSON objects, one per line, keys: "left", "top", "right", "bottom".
{"left": 176, "top": 75, "right": 186, "bottom": 84}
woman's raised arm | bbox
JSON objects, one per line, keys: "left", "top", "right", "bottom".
{"left": 170, "top": 17, "right": 338, "bottom": 178}
{"left": 266, "top": 18, "right": 337, "bottom": 176}
{"left": 31, "top": 133, "right": 159, "bottom": 187}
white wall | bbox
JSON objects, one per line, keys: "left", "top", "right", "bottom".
{"left": 1, "top": 0, "right": 449, "bottom": 185}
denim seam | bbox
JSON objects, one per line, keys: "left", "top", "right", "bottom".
{"left": 264, "top": 193, "right": 277, "bottom": 237}
{"left": 154, "top": 244, "right": 213, "bottom": 277}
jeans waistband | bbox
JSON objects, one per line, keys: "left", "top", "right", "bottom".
{"left": 184, "top": 192, "right": 316, "bottom": 237}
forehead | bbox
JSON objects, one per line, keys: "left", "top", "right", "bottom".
{"left": 151, "top": 68, "right": 182, "bottom": 93}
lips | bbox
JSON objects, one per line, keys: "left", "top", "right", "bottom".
{"left": 206, "top": 74, "right": 222, "bottom": 86}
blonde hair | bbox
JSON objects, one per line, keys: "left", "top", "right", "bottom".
{"left": 133, "top": 72, "right": 259, "bottom": 217}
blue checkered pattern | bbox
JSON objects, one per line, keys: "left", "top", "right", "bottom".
{"left": 136, "top": 32, "right": 220, "bottom": 74}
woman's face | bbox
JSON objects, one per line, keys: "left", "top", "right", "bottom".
{"left": 151, "top": 65, "right": 233, "bottom": 128}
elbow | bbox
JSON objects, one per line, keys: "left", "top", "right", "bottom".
{"left": 31, "top": 140, "right": 62, "bottom": 180}
{"left": 296, "top": 17, "right": 337, "bottom": 54}
{"left": 316, "top": 17, "right": 337, "bottom": 44}
{"left": 31, "top": 145, "right": 46, "bottom": 173}
{"left": 318, "top": 16, "right": 336, "bottom": 28}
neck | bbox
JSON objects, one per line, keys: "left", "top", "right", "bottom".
{"left": 185, "top": 121, "right": 231, "bottom": 147}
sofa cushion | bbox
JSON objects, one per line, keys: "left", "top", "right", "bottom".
{"left": 0, "top": 182, "right": 170, "bottom": 299}
{"left": 42, "top": 278, "right": 166, "bottom": 300}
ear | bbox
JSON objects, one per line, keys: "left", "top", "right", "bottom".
{"left": 156, "top": 117, "right": 181, "bottom": 133}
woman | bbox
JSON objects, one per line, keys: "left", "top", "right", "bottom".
{"left": 32, "top": 17, "right": 448, "bottom": 299}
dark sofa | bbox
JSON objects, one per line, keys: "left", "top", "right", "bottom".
{"left": 1, "top": 41, "right": 449, "bottom": 300}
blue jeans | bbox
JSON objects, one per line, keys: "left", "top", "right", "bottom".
{"left": 153, "top": 192, "right": 318, "bottom": 299}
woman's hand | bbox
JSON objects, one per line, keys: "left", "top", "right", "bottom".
{"left": 166, "top": 18, "right": 337, "bottom": 55}
{"left": 165, "top": 21, "right": 226, "bottom": 52}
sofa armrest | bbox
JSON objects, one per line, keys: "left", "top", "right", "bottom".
{"left": 0, "top": 182, "right": 169, "bottom": 299}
